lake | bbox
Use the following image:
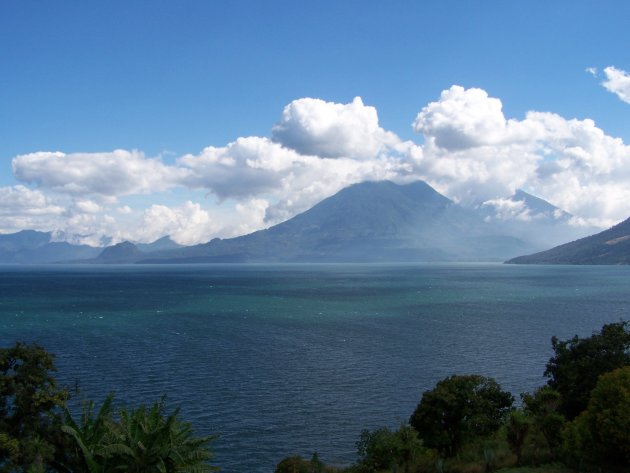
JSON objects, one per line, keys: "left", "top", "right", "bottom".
{"left": 1, "top": 263, "right": 628, "bottom": 472}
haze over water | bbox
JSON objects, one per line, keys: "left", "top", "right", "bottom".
{"left": 1, "top": 263, "right": 628, "bottom": 472}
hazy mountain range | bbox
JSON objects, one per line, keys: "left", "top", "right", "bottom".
{"left": 0, "top": 180, "right": 600, "bottom": 264}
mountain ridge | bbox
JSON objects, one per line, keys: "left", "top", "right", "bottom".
{"left": 0, "top": 181, "right": 594, "bottom": 264}
{"left": 139, "top": 181, "right": 550, "bottom": 263}
{"left": 506, "top": 216, "right": 630, "bottom": 264}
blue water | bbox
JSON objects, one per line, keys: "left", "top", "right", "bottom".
{"left": 1, "top": 263, "right": 629, "bottom": 472}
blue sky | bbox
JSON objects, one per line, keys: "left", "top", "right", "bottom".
{"left": 1, "top": 1, "right": 630, "bottom": 245}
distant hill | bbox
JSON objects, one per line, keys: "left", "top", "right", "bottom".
{"left": 136, "top": 236, "right": 182, "bottom": 252}
{"left": 141, "top": 180, "right": 544, "bottom": 263}
{"left": 0, "top": 231, "right": 185, "bottom": 264}
{"left": 506, "top": 216, "right": 630, "bottom": 264}
{"left": 0, "top": 230, "right": 101, "bottom": 263}
{"left": 95, "top": 241, "right": 144, "bottom": 263}
{"left": 0, "top": 230, "right": 51, "bottom": 251}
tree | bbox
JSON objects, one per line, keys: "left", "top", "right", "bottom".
{"left": 544, "top": 320, "right": 630, "bottom": 419}
{"left": 0, "top": 342, "right": 69, "bottom": 472}
{"left": 505, "top": 410, "right": 530, "bottom": 466}
{"left": 409, "top": 375, "right": 513, "bottom": 456}
{"left": 521, "top": 386, "right": 565, "bottom": 457}
{"left": 355, "top": 424, "right": 430, "bottom": 473}
{"left": 562, "top": 366, "right": 630, "bottom": 471}
{"left": 274, "top": 453, "right": 335, "bottom": 473}
{"left": 274, "top": 456, "right": 312, "bottom": 473}
{"left": 585, "top": 366, "right": 630, "bottom": 466}
{"left": 63, "top": 394, "right": 218, "bottom": 473}
{"left": 60, "top": 394, "right": 117, "bottom": 473}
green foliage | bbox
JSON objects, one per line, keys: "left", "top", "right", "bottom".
{"left": 275, "top": 456, "right": 312, "bottom": 473}
{"left": 62, "top": 394, "right": 218, "bottom": 473}
{"left": 0, "top": 341, "right": 217, "bottom": 473}
{"left": 505, "top": 410, "right": 530, "bottom": 466}
{"left": 61, "top": 394, "right": 118, "bottom": 472}
{"left": 0, "top": 342, "right": 69, "bottom": 472}
{"left": 586, "top": 366, "right": 630, "bottom": 465}
{"left": 544, "top": 320, "right": 630, "bottom": 419}
{"left": 355, "top": 424, "right": 431, "bottom": 473}
{"left": 274, "top": 453, "right": 339, "bottom": 473}
{"left": 409, "top": 375, "right": 513, "bottom": 457}
{"left": 521, "top": 387, "right": 565, "bottom": 458}
{"left": 562, "top": 366, "right": 630, "bottom": 471}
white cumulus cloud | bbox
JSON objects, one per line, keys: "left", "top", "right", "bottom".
{"left": 12, "top": 149, "right": 187, "bottom": 198}
{"left": 0, "top": 185, "right": 65, "bottom": 234}
{"left": 272, "top": 96, "right": 399, "bottom": 159}
{"left": 132, "top": 201, "right": 220, "bottom": 246}
{"left": 0, "top": 185, "right": 64, "bottom": 216}
{"left": 74, "top": 200, "right": 102, "bottom": 214}
{"left": 411, "top": 85, "right": 630, "bottom": 226}
{"left": 178, "top": 134, "right": 411, "bottom": 225}
{"left": 602, "top": 66, "right": 630, "bottom": 104}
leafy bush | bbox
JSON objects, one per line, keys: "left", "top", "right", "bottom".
{"left": 0, "top": 342, "right": 69, "bottom": 471}
{"left": 562, "top": 366, "right": 630, "bottom": 471}
{"left": 275, "top": 452, "right": 338, "bottom": 473}
{"left": 521, "top": 387, "right": 565, "bottom": 459}
{"left": 410, "top": 375, "right": 513, "bottom": 456}
{"left": 545, "top": 320, "right": 630, "bottom": 419}
{"left": 505, "top": 410, "right": 530, "bottom": 466}
{"left": 62, "top": 394, "right": 218, "bottom": 472}
{"left": 355, "top": 424, "right": 433, "bottom": 473}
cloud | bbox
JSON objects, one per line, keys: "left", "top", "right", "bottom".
{"left": 0, "top": 185, "right": 65, "bottom": 234}
{"left": 410, "top": 86, "right": 630, "bottom": 226}
{"left": 6, "top": 90, "right": 630, "bottom": 243}
{"left": 131, "top": 201, "right": 220, "bottom": 246}
{"left": 178, "top": 137, "right": 304, "bottom": 199}
{"left": 272, "top": 96, "right": 399, "bottom": 159}
{"left": 74, "top": 200, "right": 101, "bottom": 214}
{"left": 12, "top": 149, "right": 187, "bottom": 198}
{"left": 178, "top": 135, "right": 411, "bottom": 225}
{"left": 53, "top": 212, "right": 118, "bottom": 247}
{"left": 602, "top": 66, "right": 630, "bottom": 104}
{"left": 586, "top": 67, "right": 598, "bottom": 76}
{"left": 481, "top": 198, "right": 533, "bottom": 222}
{"left": 413, "top": 86, "right": 511, "bottom": 150}
{"left": 0, "top": 185, "right": 64, "bottom": 217}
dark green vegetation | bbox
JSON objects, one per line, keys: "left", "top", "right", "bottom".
{"left": 409, "top": 375, "right": 513, "bottom": 456}
{"left": 276, "top": 320, "right": 630, "bottom": 473}
{"left": 507, "top": 215, "right": 630, "bottom": 264}
{"left": 0, "top": 343, "right": 216, "bottom": 473}
{"left": 544, "top": 320, "right": 630, "bottom": 419}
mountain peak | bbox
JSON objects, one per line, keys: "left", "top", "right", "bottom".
{"left": 511, "top": 189, "right": 570, "bottom": 219}
{"left": 97, "top": 241, "right": 143, "bottom": 263}
{"left": 152, "top": 179, "right": 539, "bottom": 263}
{"left": 136, "top": 236, "right": 182, "bottom": 252}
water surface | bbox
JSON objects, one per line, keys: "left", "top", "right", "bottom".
{"left": 1, "top": 263, "right": 628, "bottom": 472}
